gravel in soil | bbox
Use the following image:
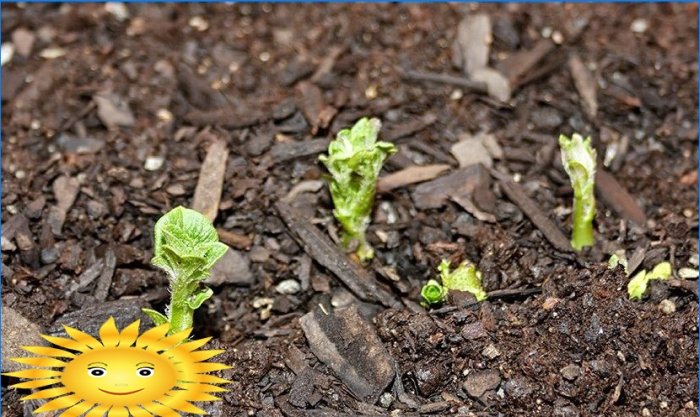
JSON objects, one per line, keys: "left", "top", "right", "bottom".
{"left": 2, "top": 3, "right": 697, "bottom": 416}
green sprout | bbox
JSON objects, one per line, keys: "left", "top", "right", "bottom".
{"left": 319, "top": 117, "right": 396, "bottom": 262}
{"left": 421, "top": 279, "right": 448, "bottom": 305}
{"left": 608, "top": 252, "right": 629, "bottom": 275}
{"left": 142, "top": 206, "right": 228, "bottom": 333}
{"left": 421, "top": 259, "right": 488, "bottom": 306}
{"left": 627, "top": 261, "right": 672, "bottom": 301}
{"left": 559, "top": 133, "right": 597, "bottom": 251}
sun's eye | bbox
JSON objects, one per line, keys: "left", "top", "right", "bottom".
{"left": 137, "top": 367, "right": 154, "bottom": 377}
{"left": 88, "top": 367, "right": 106, "bottom": 377}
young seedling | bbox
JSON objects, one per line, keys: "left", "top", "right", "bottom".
{"left": 608, "top": 252, "right": 629, "bottom": 275}
{"left": 319, "top": 117, "right": 396, "bottom": 262}
{"left": 143, "top": 206, "right": 228, "bottom": 333}
{"left": 627, "top": 261, "right": 672, "bottom": 301}
{"left": 559, "top": 133, "right": 597, "bottom": 251}
{"left": 421, "top": 259, "right": 488, "bottom": 306}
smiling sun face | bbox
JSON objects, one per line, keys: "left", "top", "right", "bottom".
{"left": 4, "top": 317, "right": 230, "bottom": 416}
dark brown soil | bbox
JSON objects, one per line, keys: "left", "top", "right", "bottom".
{"left": 2, "top": 3, "right": 697, "bottom": 417}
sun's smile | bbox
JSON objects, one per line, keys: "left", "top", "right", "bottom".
{"left": 4, "top": 317, "right": 231, "bottom": 416}
{"left": 98, "top": 388, "right": 145, "bottom": 396}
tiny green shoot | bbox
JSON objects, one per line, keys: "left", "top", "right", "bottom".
{"left": 421, "top": 279, "right": 448, "bottom": 305}
{"left": 627, "top": 261, "right": 672, "bottom": 301}
{"left": 608, "top": 252, "right": 629, "bottom": 275}
{"left": 143, "top": 206, "right": 228, "bottom": 333}
{"left": 421, "top": 259, "right": 488, "bottom": 306}
{"left": 559, "top": 133, "right": 597, "bottom": 251}
{"left": 319, "top": 117, "right": 396, "bottom": 262}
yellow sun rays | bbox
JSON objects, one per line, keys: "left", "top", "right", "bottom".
{"left": 4, "top": 317, "right": 231, "bottom": 416}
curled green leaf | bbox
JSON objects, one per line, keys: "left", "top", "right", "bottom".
{"left": 628, "top": 261, "right": 672, "bottom": 301}
{"left": 319, "top": 117, "right": 396, "bottom": 262}
{"left": 421, "top": 279, "right": 447, "bottom": 305}
{"left": 438, "top": 259, "right": 488, "bottom": 302}
{"left": 145, "top": 206, "right": 228, "bottom": 334}
{"left": 559, "top": 133, "right": 597, "bottom": 251}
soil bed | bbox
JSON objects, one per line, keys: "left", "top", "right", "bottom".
{"left": 2, "top": 4, "right": 698, "bottom": 416}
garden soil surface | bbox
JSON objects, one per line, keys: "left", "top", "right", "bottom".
{"left": 1, "top": 4, "right": 698, "bottom": 417}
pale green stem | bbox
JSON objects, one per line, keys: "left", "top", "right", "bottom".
{"left": 572, "top": 194, "right": 594, "bottom": 251}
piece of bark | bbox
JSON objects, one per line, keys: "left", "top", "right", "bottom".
{"left": 192, "top": 139, "right": 228, "bottom": 222}
{"left": 2, "top": 305, "right": 45, "bottom": 372}
{"left": 93, "top": 248, "right": 116, "bottom": 302}
{"left": 400, "top": 70, "right": 488, "bottom": 94}
{"left": 377, "top": 164, "right": 450, "bottom": 193}
{"left": 595, "top": 168, "right": 646, "bottom": 227}
{"left": 451, "top": 195, "right": 496, "bottom": 223}
{"left": 492, "top": 170, "right": 572, "bottom": 252}
{"left": 497, "top": 39, "right": 555, "bottom": 86}
{"left": 384, "top": 113, "right": 438, "bottom": 142}
{"left": 452, "top": 14, "right": 492, "bottom": 76}
{"left": 568, "top": 54, "right": 598, "bottom": 119}
{"left": 300, "top": 305, "right": 395, "bottom": 402}
{"left": 48, "top": 175, "right": 80, "bottom": 235}
{"left": 275, "top": 202, "right": 400, "bottom": 308}
{"left": 265, "top": 138, "right": 330, "bottom": 165}
{"left": 412, "top": 164, "right": 489, "bottom": 210}
{"left": 184, "top": 107, "right": 266, "bottom": 129}
{"left": 216, "top": 228, "right": 252, "bottom": 250}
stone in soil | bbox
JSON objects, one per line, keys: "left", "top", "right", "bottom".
{"left": 463, "top": 369, "right": 502, "bottom": 398}
{"left": 2, "top": 305, "right": 45, "bottom": 372}
{"left": 48, "top": 298, "right": 151, "bottom": 337}
{"left": 300, "top": 304, "right": 395, "bottom": 402}
{"left": 205, "top": 247, "right": 254, "bottom": 287}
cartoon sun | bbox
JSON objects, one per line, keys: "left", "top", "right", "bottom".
{"left": 4, "top": 317, "right": 231, "bottom": 416}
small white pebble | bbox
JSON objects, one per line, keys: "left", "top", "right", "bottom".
{"left": 275, "top": 279, "right": 301, "bottom": 295}
{"left": 551, "top": 31, "right": 564, "bottom": 45}
{"left": 252, "top": 297, "right": 274, "bottom": 309}
{"left": 39, "top": 47, "right": 67, "bottom": 59}
{"left": 105, "top": 2, "right": 129, "bottom": 21}
{"left": 1, "top": 42, "right": 14, "bottom": 66}
{"left": 541, "top": 26, "right": 553, "bottom": 38}
{"left": 688, "top": 253, "right": 698, "bottom": 267}
{"left": 144, "top": 156, "right": 164, "bottom": 171}
{"left": 14, "top": 170, "right": 26, "bottom": 179}
{"left": 678, "top": 267, "right": 698, "bottom": 279}
{"left": 631, "top": 18, "right": 648, "bottom": 34}
{"left": 642, "top": 408, "right": 651, "bottom": 417}
{"left": 365, "top": 85, "right": 378, "bottom": 100}
{"left": 659, "top": 299, "right": 676, "bottom": 315}
{"left": 258, "top": 51, "right": 270, "bottom": 62}
{"left": 188, "top": 16, "right": 209, "bottom": 32}
{"left": 660, "top": 401, "right": 668, "bottom": 410}
{"left": 156, "top": 108, "right": 173, "bottom": 122}
{"left": 450, "top": 89, "right": 464, "bottom": 100}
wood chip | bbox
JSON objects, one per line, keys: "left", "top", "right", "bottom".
{"left": 216, "top": 228, "right": 252, "bottom": 250}
{"left": 93, "top": 248, "right": 116, "bottom": 302}
{"left": 451, "top": 134, "right": 493, "bottom": 168}
{"left": 412, "top": 164, "right": 489, "bottom": 210}
{"left": 192, "top": 138, "right": 228, "bottom": 222}
{"left": 48, "top": 175, "right": 80, "bottom": 235}
{"left": 275, "top": 202, "right": 400, "bottom": 308}
{"left": 452, "top": 14, "right": 491, "bottom": 76}
{"left": 300, "top": 305, "right": 395, "bottom": 402}
{"left": 94, "top": 92, "right": 135, "bottom": 128}
{"left": 384, "top": 113, "right": 437, "bottom": 142}
{"left": 377, "top": 164, "right": 450, "bottom": 193}
{"left": 595, "top": 168, "right": 646, "bottom": 227}
{"left": 491, "top": 170, "right": 572, "bottom": 252}
{"left": 265, "top": 138, "right": 330, "bottom": 165}
{"left": 451, "top": 194, "right": 496, "bottom": 223}
{"left": 568, "top": 54, "right": 598, "bottom": 119}
{"left": 498, "top": 39, "right": 555, "bottom": 86}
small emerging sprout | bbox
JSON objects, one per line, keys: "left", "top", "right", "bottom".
{"left": 319, "top": 117, "right": 396, "bottom": 262}
{"left": 421, "top": 259, "right": 488, "bottom": 306}
{"left": 421, "top": 279, "right": 448, "bottom": 305}
{"left": 143, "top": 206, "right": 228, "bottom": 333}
{"left": 627, "top": 261, "right": 672, "bottom": 301}
{"left": 559, "top": 133, "right": 597, "bottom": 251}
{"left": 608, "top": 252, "right": 629, "bottom": 275}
